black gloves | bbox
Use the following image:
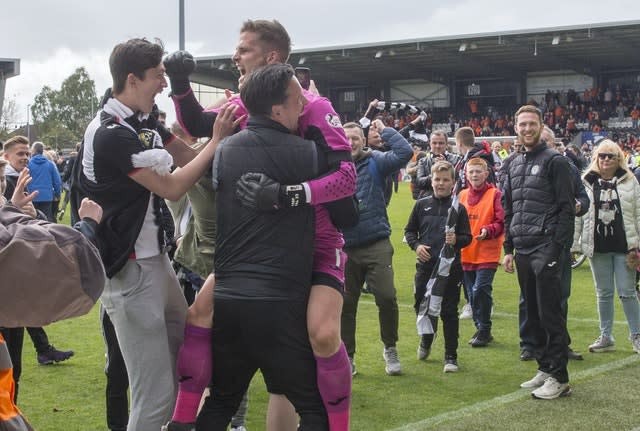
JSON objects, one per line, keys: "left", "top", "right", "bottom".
{"left": 164, "top": 51, "right": 196, "bottom": 95}
{"left": 236, "top": 173, "right": 307, "bottom": 212}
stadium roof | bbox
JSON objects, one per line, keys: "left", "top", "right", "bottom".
{"left": 0, "top": 58, "right": 20, "bottom": 80}
{"left": 192, "top": 20, "right": 640, "bottom": 89}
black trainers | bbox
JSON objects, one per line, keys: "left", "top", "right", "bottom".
{"left": 471, "top": 330, "right": 493, "bottom": 347}
{"left": 37, "top": 345, "right": 74, "bottom": 365}
{"left": 468, "top": 330, "right": 479, "bottom": 344}
{"left": 519, "top": 349, "right": 536, "bottom": 361}
{"left": 567, "top": 348, "right": 584, "bottom": 360}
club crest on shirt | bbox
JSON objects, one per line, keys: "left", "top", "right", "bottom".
{"left": 531, "top": 165, "right": 540, "bottom": 175}
{"left": 325, "top": 113, "right": 343, "bottom": 128}
{"left": 138, "top": 128, "right": 162, "bottom": 149}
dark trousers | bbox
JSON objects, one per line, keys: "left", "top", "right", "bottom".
{"left": 0, "top": 327, "right": 24, "bottom": 402}
{"left": 414, "top": 261, "right": 462, "bottom": 359}
{"left": 515, "top": 248, "right": 569, "bottom": 383}
{"left": 520, "top": 248, "right": 573, "bottom": 349}
{"left": 26, "top": 327, "right": 50, "bottom": 354}
{"left": 197, "top": 299, "right": 327, "bottom": 431}
{"left": 101, "top": 307, "right": 129, "bottom": 431}
{"left": 33, "top": 201, "right": 54, "bottom": 222}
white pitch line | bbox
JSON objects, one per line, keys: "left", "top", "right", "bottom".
{"left": 386, "top": 354, "right": 640, "bottom": 431}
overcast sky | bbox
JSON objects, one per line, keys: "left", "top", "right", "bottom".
{"left": 2, "top": 0, "right": 638, "bottom": 126}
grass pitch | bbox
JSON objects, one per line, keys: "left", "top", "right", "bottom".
{"left": 18, "top": 184, "right": 640, "bottom": 430}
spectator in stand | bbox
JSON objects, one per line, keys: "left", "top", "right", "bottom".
{"left": 631, "top": 106, "right": 639, "bottom": 129}
{"left": 26, "top": 141, "right": 61, "bottom": 222}
{"left": 572, "top": 140, "right": 640, "bottom": 355}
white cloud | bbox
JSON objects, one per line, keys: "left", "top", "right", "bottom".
{"left": 2, "top": 0, "right": 638, "bottom": 128}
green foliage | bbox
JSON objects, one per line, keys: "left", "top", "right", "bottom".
{"left": 18, "top": 185, "right": 640, "bottom": 431}
{"left": 30, "top": 67, "right": 99, "bottom": 146}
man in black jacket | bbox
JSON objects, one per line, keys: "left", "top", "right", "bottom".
{"left": 196, "top": 64, "right": 328, "bottom": 431}
{"left": 502, "top": 105, "right": 575, "bottom": 400}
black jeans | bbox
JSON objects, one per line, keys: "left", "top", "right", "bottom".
{"left": 515, "top": 247, "right": 569, "bottom": 383}
{"left": 26, "top": 327, "right": 50, "bottom": 354}
{"left": 101, "top": 308, "right": 129, "bottom": 431}
{"left": 414, "top": 261, "right": 462, "bottom": 359}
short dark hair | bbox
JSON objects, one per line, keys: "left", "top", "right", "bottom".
{"left": 31, "top": 141, "right": 45, "bottom": 155}
{"left": 240, "top": 64, "right": 295, "bottom": 116}
{"left": 240, "top": 19, "right": 291, "bottom": 62}
{"left": 514, "top": 105, "right": 543, "bottom": 124}
{"left": 109, "top": 38, "right": 165, "bottom": 94}
{"left": 455, "top": 127, "right": 475, "bottom": 148}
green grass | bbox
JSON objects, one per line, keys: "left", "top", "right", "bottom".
{"left": 17, "top": 185, "right": 640, "bottom": 430}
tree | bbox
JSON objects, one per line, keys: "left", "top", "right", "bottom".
{"left": 30, "top": 67, "right": 99, "bottom": 146}
{"left": 0, "top": 96, "right": 19, "bottom": 140}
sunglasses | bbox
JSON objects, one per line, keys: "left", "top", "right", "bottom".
{"left": 597, "top": 153, "right": 616, "bottom": 160}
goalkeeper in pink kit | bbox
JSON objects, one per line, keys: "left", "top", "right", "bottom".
{"left": 162, "top": 19, "right": 356, "bottom": 431}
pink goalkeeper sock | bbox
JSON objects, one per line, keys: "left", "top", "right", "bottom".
{"left": 316, "top": 343, "right": 351, "bottom": 431}
{"left": 171, "top": 324, "right": 212, "bottom": 423}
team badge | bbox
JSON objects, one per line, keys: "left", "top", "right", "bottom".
{"left": 325, "top": 113, "right": 343, "bottom": 128}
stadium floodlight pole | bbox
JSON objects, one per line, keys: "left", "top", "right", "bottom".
{"left": 179, "top": 0, "right": 185, "bottom": 50}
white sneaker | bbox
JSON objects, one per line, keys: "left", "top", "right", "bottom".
{"left": 531, "top": 377, "right": 571, "bottom": 399}
{"left": 588, "top": 334, "right": 615, "bottom": 352}
{"left": 520, "top": 370, "right": 551, "bottom": 388}
{"left": 383, "top": 346, "right": 402, "bottom": 375}
{"left": 231, "top": 427, "right": 248, "bottom": 431}
{"left": 443, "top": 357, "right": 459, "bottom": 373}
{"left": 459, "top": 303, "right": 473, "bottom": 319}
{"left": 631, "top": 333, "right": 640, "bottom": 354}
{"left": 349, "top": 356, "right": 357, "bottom": 376}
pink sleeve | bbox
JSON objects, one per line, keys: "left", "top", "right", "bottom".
{"left": 298, "top": 92, "right": 356, "bottom": 205}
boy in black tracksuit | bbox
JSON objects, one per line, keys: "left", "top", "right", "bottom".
{"left": 404, "top": 161, "right": 472, "bottom": 372}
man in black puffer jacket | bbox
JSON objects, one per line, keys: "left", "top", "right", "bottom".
{"left": 502, "top": 105, "right": 575, "bottom": 400}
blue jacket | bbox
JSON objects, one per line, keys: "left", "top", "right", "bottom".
{"left": 343, "top": 128, "right": 412, "bottom": 248}
{"left": 27, "top": 154, "right": 62, "bottom": 202}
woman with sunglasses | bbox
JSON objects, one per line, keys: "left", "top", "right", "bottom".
{"left": 573, "top": 139, "right": 640, "bottom": 354}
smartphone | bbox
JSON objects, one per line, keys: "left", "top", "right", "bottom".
{"left": 295, "top": 67, "right": 311, "bottom": 90}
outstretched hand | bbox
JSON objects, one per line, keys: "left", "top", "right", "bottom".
{"left": 11, "top": 168, "right": 38, "bottom": 211}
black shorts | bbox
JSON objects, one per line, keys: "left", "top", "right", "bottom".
{"left": 206, "top": 298, "right": 327, "bottom": 428}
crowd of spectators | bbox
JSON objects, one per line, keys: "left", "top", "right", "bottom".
{"left": 357, "top": 85, "right": 640, "bottom": 154}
